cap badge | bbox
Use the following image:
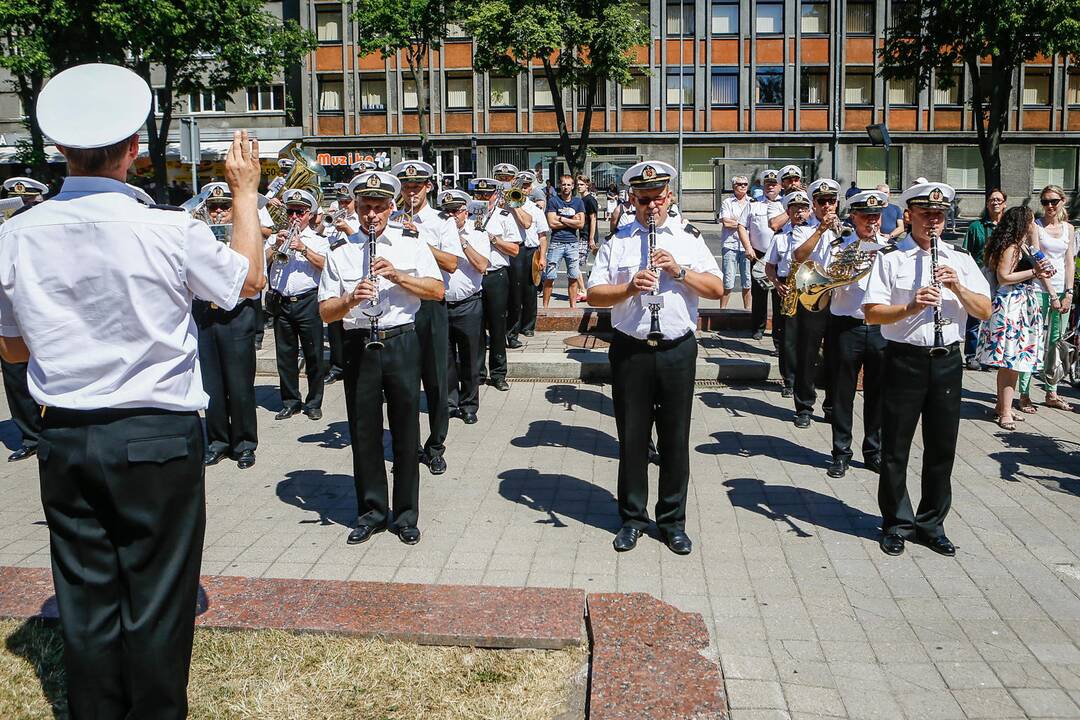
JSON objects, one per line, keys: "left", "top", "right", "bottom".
{"left": 211, "top": 186, "right": 224, "bottom": 198}
{"left": 405, "top": 165, "right": 417, "bottom": 177}
{"left": 867, "top": 195, "right": 880, "bottom": 207}
{"left": 366, "top": 174, "right": 381, "bottom": 188}
{"left": 929, "top": 188, "right": 944, "bottom": 203}
{"left": 13, "top": 182, "right": 24, "bottom": 194}
{"left": 642, "top": 165, "right": 656, "bottom": 180}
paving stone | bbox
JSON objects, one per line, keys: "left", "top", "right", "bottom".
{"left": 1011, "top": 687, "right": 1080, "bottom": 717}
{"left": 950, "top": 688, "right": 1026, "bottom": 718}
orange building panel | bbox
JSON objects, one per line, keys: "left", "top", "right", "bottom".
{"left": 1069, "top": 113, "right": 1080, "bottom": 131}
{"left": 316, "top": 46, "right": 343, "bottom": 72}
{"left": 576, "top": 113, "right": 608, "bottom": 132}
{"left": 630, "top": 45, "right": 649, "bottom": 64}
{"left": 755, "top": 39, "right": 784, "bottom": 65}
{"left": 666, "top": 40, "right": 695, "bottom": 65}
{"left": 711, "top": 39, "right": 739, "bottom": 65}
{"left": 1023, "top": 109, "right": 1052, "bottom": 131}
{"left": 443, "top": 43, "right": 472, "bottom": 68}
{"left": 359, "top": 115, "right": 387, "bottom": 135}
{"left": 801, "top": 38, "right": 830, "bottom": 64}
{"left": 356, "top": 51, "right": 387, "bottom": 71}
{"left": 846, "top": 38, "right": 875, "bottom": 65}
{"left": 533, "top": 112, "right": 559, "bottom": 132}
{"left": 665, "top": 109, "right": 695, "bottom": 130}
{"left": 445, "top": 113, "right": 473, "bottom": 133}
{"left": 934, "top": 109, "right": 962, "bottom": 130}
{"left": 621, "top": 110, "right": 649, "bottom": 131}
{"left": 489, "top": 112, "right": 517, "bottom": 133}
{"left": 317, "top": 116, "right": 344, "bottom": 136}
{"left": 1031, "top": 52, "right": 1053, "bottom": 65}
{"left": 402, "top": 115, "right": 419, "bottom": 134}
{"left": 710, "top": 109, "right": 739, "bottom": 131}
{"left": 755, "top": 109, "right": 783, "bottom": 131}
{"left": 888, "top": 108, "right": 917, "bottom": 130}
{"left": 843, "top": 108, "right": 873, "bottom": 130}
{"left": 800, "top": 108, "right": 828, "bottom": 130}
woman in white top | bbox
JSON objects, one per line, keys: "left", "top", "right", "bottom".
{"left": 1019, "top": 184, "right": 1075, "bottom": 412}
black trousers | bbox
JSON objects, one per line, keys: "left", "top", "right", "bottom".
{"left": 447, "top": 293, "right": 485, "bottom": 415}
{"left": 194, "top": 299, "right": 258, "bottom": 456}
{"left": 343, "top": 328, "right": 421, "bottom": 529}
{"left": 793, "top": 304, "right": 830, "bottom": 417}
{"left": 253, "top": 292, "right": 265, "bottom": 346}
{"left": 39, "top": 408, "right": 205, "bottom": 720}
{"left": 610, "top": 330, "right": 697, "bottom": 533}
{"left": 2, "top": 358, "right": 41, "bottom": 449}
{"left": 879, "top": 341, "right": 962, "bottom": 540}
{"left": 481, "top": 267, "right": 509, "bottom": 381}
{"left": 750, "top": 258, "right": 770, "bottom": 334}
{"left": 829, "top": 316, "right": 886, "bottom": 463}
{"left": 272, "top": 289, "right": 324, "bottom": 411}
{"left": 328, "top": 320, "right": 345, "bottom": 373}
{"left": 775, "top": 283, "right": 795, "bottom": 391}
{"left": 507, "top": 246, "right": 538, "bottom": 339}
{"left": 415, "top": 299, "right": 449, "bottom": 459}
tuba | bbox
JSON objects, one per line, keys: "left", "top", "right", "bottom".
{"left": 267, "top": 145, "right": 327, "bottom": 229}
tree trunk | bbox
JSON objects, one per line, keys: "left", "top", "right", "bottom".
{"left": 542, "top": 58, "right": 578, "bottom": 177}
{"left": 573, "top": 74, "right": 600, "bottom": 180}
{"left": 138, "top": 62, "right": 173, "bottom": 202}
{"left": 407, "top": 50, "right": 433, "bottom": 163}
{"left": 968, "top": 56, "right": 1007, "bottom": 193}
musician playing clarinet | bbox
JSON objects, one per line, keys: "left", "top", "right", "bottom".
{"left": 586, "top": 161, "right": 724, "bottom": 556}
{"left": 863, "top": 182, "right": 991, "bottom": 558}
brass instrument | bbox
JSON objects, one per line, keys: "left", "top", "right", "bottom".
{"left": 646, "top": 213, "right": 664, "bottom": 345}
{"left": 395, "top": 193, "right": 419, "bottom": 225}
{"left": 322, "top": 207, "right": 350, "bottom": 229}
{"left": 267, "top": 146, "right": 327, "bottom": 229}
{"left": 504, "top": 175, "right": 528, "bottom": 209}
{"left": 272, "top": 219, "right": 302, "bottom": 264}
{"left": 792, "top": 227, "right": 877, "bottom": 313}
{"left": 780, "top": 264, "right": 802, "bottom": 317}
{"left": 363, "top": 221, "right": 384, "bottom": 350}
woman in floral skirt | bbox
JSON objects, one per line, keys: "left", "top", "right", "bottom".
{"left": 976, "top": 206, "right": 1056, "bottom": 430}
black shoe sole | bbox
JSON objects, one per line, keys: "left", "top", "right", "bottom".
{"left": 347, "top": 527, "right": 386, "bottom": 545}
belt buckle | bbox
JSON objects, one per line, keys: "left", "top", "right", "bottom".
{"left": 209, "top": 303, "right": 219, "bottom": 310}
{"left": 290, "top": 296, "right": 299, "bottom": 302}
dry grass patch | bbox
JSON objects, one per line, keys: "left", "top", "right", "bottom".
{"left": 0, "top": 619, "right": 587, "bottom": 719}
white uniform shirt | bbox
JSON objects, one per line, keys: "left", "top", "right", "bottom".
{"left": 765, "top": 223, "right": 817, "bottom": 277}
{"left": 318, "top": 224, "right": 442, "bottom": 330}
{"left": 587, "top": 217, "right": 721, "bottom": 341}
{"left": 814, "top": 232, "right": 889, "bottom": 319}
{"left": 719, "top": 196, "right": 751, "bottom": 250}
{"left": 267, "top": 226, "right": 329, "bottom": 296}
{"left": 396, "top": 203, "right": 463, "bottom": 286}
{"left": 446, "top": 226, "right": 492, "bottom": 301}
{"left": 746, "top": 199, "right": 784, "bottom": 254}
{"left": 258, "top": 206, "right": 275, "bottom": 229}
{"left": 863, "top": 235, "right": 990, "bottom": 346}
{"left": 0, "top": 177, "right": 248, "bottom": 411}
{"left": 483, "top": 209, "right": 521, "bottom": 271}
{"left": 523, "top": 199, "right": 548, "bottom": 248}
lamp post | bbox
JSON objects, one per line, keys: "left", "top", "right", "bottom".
{"left": 865, "top": 123, "right": 892, "bottom": 190}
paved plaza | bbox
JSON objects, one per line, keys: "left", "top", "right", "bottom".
{"left": 4, "top": 333, "right": 1080, "bottom": 719}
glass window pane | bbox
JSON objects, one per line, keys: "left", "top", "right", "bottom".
{"left": 577, "top": 81, "right": 607, "bottom": 108}
{"left": 855, "top": 146, "right": 902, "bottom": 189}
{"left": 683, "top": 146, "right": 724, "bottom": 190}
{"left": 756, "top": 2, "right": 783, "bottom": 33}
{"left": 361, "top": 78, "right": 386, "bottom": 110}
{"left": 845, "top": 69, "right": 873, "bottom": 104}
{"left": 447, "top": 76, "right": 472, "bottom": 109}
{"left": 622, "top": 74, "right": 648, "bottom": 105}
{"left": 665, "top": 1, "right": 694, "bottom": 35}
{"left": 666, "top": 71, "right": 693, "bottom": 106}
{"left": 801, "top": 2, "right": 828, "bottom": 33}
{"left": 889, "top": 0, "right": 910, "bottom": 28}
{"left": 490, "top": 77, "right": 517, "bottom": 108}
{"left": 316, "top": 9, "right": 341, "bottom": 42}
{"left": 945, "top": 146, "right": 984, "bottom": 190}
{"left": 1069, "top": 72, "right": 1080, "bottom": 105}
{"left": 756, "top": 66, "right": 783, "bottom": 104}
{"left": 800, "top": 68, "right": 827, "bottom": 104}
{"left": 1034, "top": 147, "right": 1077, "bottom": 190}
{"left": 318, "top": 79, "right": 343, "bottom": 112}
{"left": 272, "top": 85, "right": 284, "bottom": 110}
{"left": 533, "top": 76, "right": 553, "bottom": 107}
{"left": 933, "top": 70, "right": 961, "bottom": 104}
{"left": 845, "top": 2, "right": 873, "bottom": 33}
{"left": 1023, "top": 68, "right": 1050, "bottom": 105}
{"left": 711, "top": 71, "right": 738, "bottom": 105}
{"left": 247, "top": 87, "right": 258, "bottom": 112}
{"left": 402, "top": 78, "right": 418, "bottom": 110}
{"left": 711, "top": 3, "right": 738, "bottom": 33}
{"left": 888, "top": 77, "right": 915, "bottom": 105}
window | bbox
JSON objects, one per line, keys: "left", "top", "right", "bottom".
{"left": 888, "top": 0, "right": 911, "bottom": 29}
{"left": 577, "top": 80, "right": 607, "bottom": 108}
{"left": 855, "top": 146, "right": 902, "bottom": 189}
{"left": 402, "top": 78, "right": 418, "bottom": 110}
{"left": 933, "top": 69, "right": 962, "bottom": 105}
{"left": 533, "top": 75, "right": 553, "bottom": 107}
{"left": 945, "top": 146, "right": 984, "bottom": 190}
{"left": 489, "top": 77, "right": 517, "bottom": 108}
{"left": 247, "top": 85, "right": 284, "bottom": 112}
{"left": 152, "top": 88, "right": 170, "bottom": 115}
{"left": 317, "top": 78, "right": 343, "bottom": 112}
{"left": 683, "top": 146, "right": 724, "bottom": 190}
{"left": 359, "top": 76, "right": 387, "bottom": 111}
{"left": 888, "top": 77, "right": 916, "bottom": 105}
{"left": 710, "top": 69, "right": 738, "bottom": 105}
{"left": 445, "top": 22, "right": 468, "bottom": 38}
{"left": 1069, "top": 71, "right": 1080, "bottom": 105}
{"left": 666, "top": 69, "right": 694, "bottom": 106}
{"left": 446, "top": 75, "right": 473, "bottom": 109}
{"left": 845, "top": 2, "right": 874, "bottom": 33}
{"left": 800, "top": 67, "right": 827, "bottom": 104}
{"left": 756, "top": 66, "right": 783, "bottom": 104}
{"left": 800, "top": 1, "right": 828, "bottom": 33}
{"left": 711, "top": 1, "right": 739, "bottom": 34}
{"left": 1023, "top": 67, "right": 1050, "bottom": 105}
{"left": 844, "top": 68, "right": 873, "bottom": 105}
{"left": 1034, "top": 147, "right": 1077, "bottom": 190}
{"left": 665, "top": 0, "right": 694, "bottom": 36}
{"left": 189, "top": 90, "right": 226, "bottom": 113}
{"left": 315, "top": 7, "right": 341, "bottom": 43}
{"left": 622, "top": 73, "right": 649, "bottom": 106}
{"left": 756, "top": 1, "right": 783, "bottom": 33}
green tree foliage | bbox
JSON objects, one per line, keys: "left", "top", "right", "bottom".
{"left": 351, "top": 0, "right": 456, "bottom": 163}
{"left": 463, "top": 0, "right": 649, "bottom": 176}
{"left": 879, "top": 0, "right": 1080, "bottom": 191}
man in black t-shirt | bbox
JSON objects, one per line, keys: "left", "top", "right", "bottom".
{"left": 576, "top": 175, "right": 599, "bottom": 303}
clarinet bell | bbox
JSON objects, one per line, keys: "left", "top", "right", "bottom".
{"left": 364, "top": 338, "right": 384, "bottom": 351}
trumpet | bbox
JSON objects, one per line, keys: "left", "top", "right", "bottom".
{"left": 272, "top": 220, "right": 301, "bottom": 264}
{"left": 364, "top": 221, "right": 384, "bottom": 350}
{"left": 396, "top": 193, "right": 419, "bottom": 225}
{"left": 322, "top": 208, "right": 350, "bottom": 229}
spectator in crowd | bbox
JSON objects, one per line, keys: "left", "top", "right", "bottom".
{"left": 543, "top": 174, "right": 586, "bottom": 309}
{"left": 976, "top": 206, "right": 1054, "bottom": 430}
{"left": 605, "top": 183, "right": 618, "bottom": 220}
{"left": 749, "top": 178, "right": 764, "bottom": 201}
{"left": 575, "top": 175, "right": 599, "bottom": 303}
{"left": 876, "top": 184, "right": 907, "bottom": 241}
{"left": 1019, "top": 184, "right": 1076, "bottom": 412}
{"left": 845, "top": 181, "right": 860, "bottom": 200}
{"left": 719, "top": 176, "right": 753, "bottom": 309}
{"left": 963, "top": 189, "right": 1006, "bottom": 369}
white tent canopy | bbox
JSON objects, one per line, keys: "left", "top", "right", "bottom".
{"left": 0, "top": 138, "right": 291, "bottom": 164}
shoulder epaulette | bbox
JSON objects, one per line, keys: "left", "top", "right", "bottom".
{"left": 499, "top": 209, "right": 511, "bottom": 216}
{"left": 879, "top": 244, "right": 900, "bottom": 254}
{"left": 150, "top": 203, "right": 184, "bottom": 212}
{"left": 438, "top": 211, "right": 450, "bottom": 220}
{"left": 9, "top": 203, "right": 36, "bottom": 218}
{"left": 950, "top": 244, "right": 970, "bottom": 255}
{"left": 403, "top": 227, "right": 420, "bottom": 238}
{"left": 668, "top": 208, "right": 678, "bottom": 217}
{"left": 684, "top": 223, "right": 702, "bottom": 238}
{"left": 330, "top": 238, "right": 346, "bottom": 251}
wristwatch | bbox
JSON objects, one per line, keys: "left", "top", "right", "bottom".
{"left": 673, "top": 267, "right": 687, "bottom": 282}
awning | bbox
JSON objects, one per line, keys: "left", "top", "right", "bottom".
{"left": 0, "top": 138, "right": 293, "bottom": 164}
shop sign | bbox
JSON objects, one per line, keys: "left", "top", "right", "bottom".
{"left": 315, "top": 150, "right": 390, "bottom": 169}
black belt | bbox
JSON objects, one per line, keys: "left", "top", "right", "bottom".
{"left": 43, "top": 406, "right": 197, "bottom": 427}
{"left": 345, "top": 322, "right": 415, "bottom": 342}
{"left": 485, "top": 267, "right": 508, "bottom": 275}
{"left": 614, "top": 329, "right": 695, "bottom": 350}
{"left": 270, "top": 288, "right": 317, "bottom": 303}
{"left": 831, "top": 314, "right": 866, "bottom": 328}
{"left": 447, "top": 291, "right": 482, "bottom": 308}
{"left": 886, "top": 340, "right": 960, "bottom": 357}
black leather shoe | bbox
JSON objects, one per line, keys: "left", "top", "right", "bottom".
{"left": 781, "top": 386, "right": 793, "bottom": 398}
{"left": 325, "top": 369, "right": 342, "bottom": 385}
{"left": 347, "top": 524, "right": 386, "bottom": 545}
{"left": 794, "top": 414, "right": 811, "bottom": 429}
{"left": 304, "top": 407, "right": 322, "bottom": 421}
{"left": 965, "top": 357, "right": 981, "bottom": 371}
{"left": 879, "top": 533, "right": 905, "bottom": 556}
{"left": 254, "top": 341, "right": 262, "bottom": 351}
{"left": 921, "top": 535, "right": 956, "bottom": 556}
{"left": 461, "top": 411, "right": 478, "bottom": 424}
{"left": 397, "top": 526, "right": 421, "bottom": 545}
{"left": 275, "top": 406, "right": 300, "bottom": 420}
{"left": 522, "top": 330, "right": 535, "bottom": 337}
{"left": 237, "top": 450, "right": 256, "bottom": 470}
{"left": 662, "top": 529, "right": 693, "bottom": 555}
{"left": 428, "top": 455, "right": 447, "bottom": 475}
{"left": 752, "top": 330, "right": 764, "bottom": 341}
{"left": 491, "top": 378, "right": 510, "bottom": 391}
{"left": 417, "top": 448, "right": 428, "bottom": 465}
{"left": 612, "top": 526, "right": 642, "bottom": 552}
{"left": 864, "top": 455, "right": 881, "bottom": 473}
{"left": 203, "top": 449, "right": 227, "bottom": 466}
{"left": 506, "top": 337, "right": 524, "bottom": 349}
{"left": 7, "top": 445, "right": 36, "bottom": 462}
{"left": 827, "top": 458, "right": 849, "bottom": 478}
{"left": 449, "top": 407, "right": 462, "bottom": 419}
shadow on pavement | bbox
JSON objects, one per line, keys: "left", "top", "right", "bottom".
{"left": 991, "top": 431, "right": 1080, "bottom": 492}
{"left": 511, "top": 419, "right": 619, "bottom": 459}
{"left": 724, "top": 478, "right": 880, "bottom": 540}
{"left": 297, "top": 420, "right": 351, "bottom": 449}
{"left": 696, "top": 430, "right": 832, "bottom": 467}
{"left": 0, "top": 419, "right": 22, "bottom": 451}
{"left": 497, "top": 468, "right": 620, "bottom": 533}
{"left": 254, "top": 384, "right": 282, "bottom": 412}
{"left": 276, "top": 470, "right": 357, "bottom": 528}
{"left": 698, "top": 390, "right": 794, "bottom": 423}
{"left": 543, "top": 384, "right": 612, "bottom": 416}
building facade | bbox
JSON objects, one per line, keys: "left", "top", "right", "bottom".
{"left": 298, "top": 0, "right": 1080, "bottom": 216}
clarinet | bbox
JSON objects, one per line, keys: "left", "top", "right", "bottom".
{"left": 646, "top": 213, "right": 663, "bottom": 346}
{"left": 928, "top": 230, "right": 950, "bottom": 357}
{"left": 365, "top": 221, "right": 384, "bottom": 350}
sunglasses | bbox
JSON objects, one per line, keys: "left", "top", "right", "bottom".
{"left": 1041, "top": 198, "right": 1062, "bottom": 206}
{"left": 814, "top": 196, "right": 838, "bottom": 205}
{"left": 734, "top": 183, "right": 749, "bottom": 187}
{"left": 285, "top": 208, "right": 308, "bottom": 216}
{"left": 633, "top": 195, "right": 666, "bottom": 205}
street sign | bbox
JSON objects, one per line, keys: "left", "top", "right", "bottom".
{"left": 179, "top": 118, "right": 200, "bottom": 164}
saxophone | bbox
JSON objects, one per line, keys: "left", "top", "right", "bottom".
{"left": 780, "top": 264, "right": 802, "bottom": 317}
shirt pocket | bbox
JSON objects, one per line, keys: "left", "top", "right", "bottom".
{"left": 127, "top": 435, "right": 190, "bottom": 464}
